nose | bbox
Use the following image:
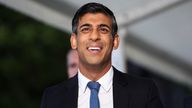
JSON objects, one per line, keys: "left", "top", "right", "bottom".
{"left": 90, "top": 29, "right": 100, "bottom": 41}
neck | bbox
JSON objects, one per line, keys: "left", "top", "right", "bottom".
{"left": 79, "top": 63, "right": 112, "bottom": 81}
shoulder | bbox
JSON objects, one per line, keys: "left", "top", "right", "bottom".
{"left": 113, "top": 67, "right": 157, "bottom": 90}
{"left": 112, "top": 67, "right": 163, "bottom": 107}
{"left": 43, "top": 75, "right": 78, "bottom": 95}
{"left": 40, "top": 75, "right": 78, "bottom": 108}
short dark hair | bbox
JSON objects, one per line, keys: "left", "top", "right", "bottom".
{"left": 72, "top": 2, "right": 118, "bottom": 37}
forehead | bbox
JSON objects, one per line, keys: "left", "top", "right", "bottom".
{"left": 78, "top": 13, "right": 112, "bottom": 27}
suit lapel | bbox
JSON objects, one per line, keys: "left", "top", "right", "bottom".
{"left": 113, "top": 67, "right": 130, "bottom": 108}
{"left": 65, "top": 75, "right": 78, "bottom": 108}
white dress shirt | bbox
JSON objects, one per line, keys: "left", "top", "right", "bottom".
{"left": 78, "top": 67, "right": 114, "bottom": 108}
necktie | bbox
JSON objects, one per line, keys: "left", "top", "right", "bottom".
{"left": 87, "top": 81, "right": 101, "bottom": 108}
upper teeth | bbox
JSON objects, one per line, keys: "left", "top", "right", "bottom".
{"left": 88, "top": 47, "right": 100, "bottom": 50}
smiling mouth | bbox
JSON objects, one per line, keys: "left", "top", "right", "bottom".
{"left": 87, "top": 47, "right": 102, "bottom": 53}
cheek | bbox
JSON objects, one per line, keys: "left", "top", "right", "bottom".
{"left": 104, "top": 37, "right": 114, "bottom": 47}
{"left": 77, "top": 36, "right": 86, "bottom": 44}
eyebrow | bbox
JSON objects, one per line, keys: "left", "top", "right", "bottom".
{"left": 79, "top": 23, "right": 111, "bottom": 30}
{"left": 79, "top": 24, "right": 91, "bottom": 29}
{"left": 99, "top": 24, "right": 111, "bottom": 30}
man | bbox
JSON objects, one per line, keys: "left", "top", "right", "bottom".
{"left": 40, "top": 2, "right": 164, "bottom": 108}
{"left": 67, "top": 49, "right": 79, "bottom": 78}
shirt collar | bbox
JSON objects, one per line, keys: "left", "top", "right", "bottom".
{"left": 97, "top": 67, "right": 113, "bottom": 92}
{"left": 78, "top": 67, "right": 114, "bottom": 95}
{"left": 78, "top": 69, "right": 90, "bottom": 95}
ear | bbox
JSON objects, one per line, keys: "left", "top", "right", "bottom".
{"left": 113, "top": 34, "right": 120, "bottom": 50}
{"left": 70, "top": 33, "right": 77, "bottom": 49}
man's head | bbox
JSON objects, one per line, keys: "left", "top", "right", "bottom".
{"left": 70, "top": 2, "right": 119, "bottom": 75}
{"left": 72, "top": 2, "right": 118, "bottom": 37}
{"left": 67, "top": 49, "right": 79, "bottom": 78}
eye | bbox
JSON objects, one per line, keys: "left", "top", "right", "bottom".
{"left": 99, "top": 27, "right": 110, "bottom": 34}
{"left": 80, "top": 27, "right": 90, "bottom": 33}
{"left": 69, "top": 63, "right": 77, "bottom": 68}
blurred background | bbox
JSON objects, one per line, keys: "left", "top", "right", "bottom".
{"left": 0, "top": 0, "right": 192, "bottom": 108}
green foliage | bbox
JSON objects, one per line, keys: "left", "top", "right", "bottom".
{"left": 0, "top": 4, "right": 71, "bottom": 108}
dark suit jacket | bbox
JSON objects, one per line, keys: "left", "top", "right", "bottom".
{"left": 40, "top": 67, "right": 164, "bottom": 108}
{"left": 184, "top": 96, "right": 192, "bottom": 108}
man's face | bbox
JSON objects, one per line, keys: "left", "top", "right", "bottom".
{"left": 71, "top": 13, "right": 119, "bottom": 68}
{"left": 67, "top": 50, "right": 79, "bottom": 78}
